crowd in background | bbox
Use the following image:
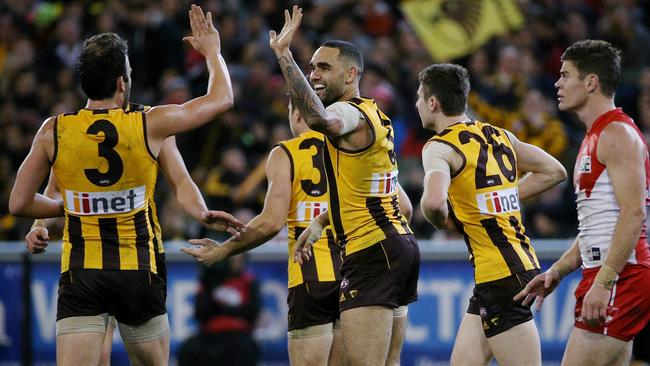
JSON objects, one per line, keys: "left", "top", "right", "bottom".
{"left": 1, "top": 0, "right": 649, "bottom": 242}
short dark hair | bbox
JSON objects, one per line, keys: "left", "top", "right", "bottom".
{"left": 77, "top": 33, "right": 128, "bottom": 100}
{"left": 561, "top": 39, "right": 621, "bottom": 97}
{"left": 321, "top": 40, "right": 364, "bottom": 75}
{"left": 418, "top": 64, "right": 470, "bottom": 116}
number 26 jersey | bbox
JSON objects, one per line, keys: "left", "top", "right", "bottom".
{"left": 52, "top": 108, "right": 158, "bottom": 273}
{"left": 429, "top": 120, "right": 539, "bottom": 283}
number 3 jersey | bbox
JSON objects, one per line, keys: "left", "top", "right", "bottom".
{"left": 52, "top": 108, "right": 158, "bottom": 273}
{"left": 276, "top": 131, "right": 342, "bottom": 288}
{"left": 428, "top": 120, "right": 539, "bottom": 283}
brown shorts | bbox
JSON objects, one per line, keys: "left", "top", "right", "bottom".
{"left": 287, "top": 281, "right": 340, "bottom": 331}
{"left": 338, "top": 234, "right": 420, "bottom": 312}
{"left": 468, "top": 269, "right": 539, "bottom": 337}
{"left": 57, "top": 269, "right": 166, "bottom": 326}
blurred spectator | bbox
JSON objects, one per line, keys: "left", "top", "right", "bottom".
{"left": 177, "top": 254, "right": 261, "bottom": 366}
{"left": 2, "top": 0, "right": 649, "bottom": 240}
{"left": 511, "top": 89, "right": 568, "bottom": 160}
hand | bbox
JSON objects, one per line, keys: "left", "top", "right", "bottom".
{"left": 180, "top": 238, "right": 227, "bottom": 266}
{"left": 25, "top": 226, "right": 49, "bottom": 254}
{"left": 183, "top": 4, "right": 221, "bottom": 57}
{"left": 269, "top": 5, "right": 303, "bottom": 56}
{"left": 513, "top": 269, "right": 562, "bottom": 311}
{"left": 580, "top": 284, "right": 612, "bottom": 327}
{"left": 200, "top": 210, "right": 245, "bottom": 237}
{"left": 292, "top": 219, "right": 324, "bottom": 265}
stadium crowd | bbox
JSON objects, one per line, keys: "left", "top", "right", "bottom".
{"left": 1, "top": 0, "right": 649, "bottom": 241}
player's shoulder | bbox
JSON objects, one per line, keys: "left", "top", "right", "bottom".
{"left": 600, "top": 121, "right": 643, "bottom": 149}
{"left": 36, "top": 116, "right": 57, "bottom": 140}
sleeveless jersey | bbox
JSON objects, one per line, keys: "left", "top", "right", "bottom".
{"left": 130, "top": 104, "right": 164, "bottom": 256}
{"left": 323, "top": 97, "right": 412, "bottom": 256}
{"left": 429, "top": 120, "right": 539, "bottom": 283}
{"left": 277, "top": 131, "right": 342, "bottom": 288}
{"left": 52, "top": 107, "right": 158, "bottom": 273}
{"left": 574, "top": 108, "right": 650, "bottom": 268}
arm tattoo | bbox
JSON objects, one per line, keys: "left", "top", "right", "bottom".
{"left": 278, "top": 55, "right": 329, "bottom": 133}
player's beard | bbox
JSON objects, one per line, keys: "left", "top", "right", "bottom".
{"left": 320, "top": 81, "right": 346, "bottom": 106}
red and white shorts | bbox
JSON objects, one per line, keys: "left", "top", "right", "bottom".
{"left": 574, "top": 264, "right": 650, "bottom": 341}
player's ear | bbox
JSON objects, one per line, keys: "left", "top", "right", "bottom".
{"left": 346, "top": 66, "right": 359, "bottom": 84}
{"left": 585, "top": 73, "right": 599, "bottom": 94}
{"left": 116, "top": 76, "right": 126, "bottom": 93}
{"left": 429, "top": 95, "right": 440, "bottom": 113}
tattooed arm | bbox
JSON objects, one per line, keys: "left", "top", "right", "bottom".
{"left": 269, "top": 6, "right": 353, "bottom": 137}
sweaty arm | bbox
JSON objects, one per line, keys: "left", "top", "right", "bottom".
{"left": 219, "top": 146, "right": 293, "bottom": 256}
{"left": 506, "top": 130, "right": 567, "bottom": 200}
{"left": 9, "top": 117, "right": 64, "bottom": 218}
{"left": 595, "top": 122, "right": 648, "bottom": 286}
{"left": 420, "top": 141, "right": 455, "bottom": 229}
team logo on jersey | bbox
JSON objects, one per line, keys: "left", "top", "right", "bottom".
{"left": 296, "top": 201, "right": 328, "bottom": 222}
{"left": 578, "top": 155, "right": 592, "bottom": 173}
{"left": 370, "top": 169, "right": 398, "bottom": 195}
{"left": 65, "top": 186, "right": 146, "bottom": 215}
{"left": 476, "top": 187, "right": 520, "bottom": 214}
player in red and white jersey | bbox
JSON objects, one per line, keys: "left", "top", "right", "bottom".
{"left": 515, "top": 40, "right": 650, "bottom": 366}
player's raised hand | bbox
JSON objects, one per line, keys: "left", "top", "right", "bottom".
{"left": 183, "top": 4, "right": 221, "bottom": 57}
{"left": 200, "top": 210, "right": 246, "bottom": 237}
{"left": 513, "top": 269, "right": 562, "bottom": 311}
{"left": 25, "top": 226, "right": 49, "bottom": 254}
{"left": 269, "top": 5, "right": 303, "bottom": 55}
{"left": 180, "top": 238, "right": 227, "bottom": 266}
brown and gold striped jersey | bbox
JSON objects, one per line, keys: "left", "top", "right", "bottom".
{"left": 323, "top": 97, "right": 412, "bottom": 256}
{"left": 277, "top": 130, "right": 341, "bottom": 287}
{"left": 429, "top": 120, "right": 540, "bottom": 283}
{"left": 52, "top": 107, "right": 158, "bottom": 273}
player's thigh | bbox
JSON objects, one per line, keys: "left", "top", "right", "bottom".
{"left": 386, "top": 306, "right": 408, "bottom": 366}
{"left": 487, "top": 319, "right": 540, "bottom": 366}
{"left": 450, "top": 313, "right": 492, "bottom": 366}
{"left": 120, "top": 314, "right": 170, "bottom": 366}
{"left": 288, "top": 324, "right": 334, "bottom": 366}
{"left": 329, "top": 321, "right": 346, "bottom": 366}
{"left": 56, "top": 313, "right": 110, "bottom": 366}
{"left": 562, "top": 327, "right": 632, "bottom": 366}
{"left": 99, "top": 315, "right": 116, "bottom": 366}
{"left": 341, "top": 306, "right": 393, "bottom": 365}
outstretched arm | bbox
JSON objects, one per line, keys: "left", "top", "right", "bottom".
{"left": 506, "top": 130, "right": 567, "bottom": 200}
{"left": 181, "top": 146, "right": 292, "bottom": 265}
{"left": 514, "top": 237, "right": 581, "bottom": 310}
{"left": 146, "top": 5, "right": 233, "bottom": 145}
{"left": 269, "top": 6, "right": 354, "bottom": 137}
{"left": 157, "top": 136, "right": 243, "bottom": 235}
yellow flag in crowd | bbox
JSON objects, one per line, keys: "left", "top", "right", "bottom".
{"left": 400, "top": 0, "right": 524, "bottom": 61}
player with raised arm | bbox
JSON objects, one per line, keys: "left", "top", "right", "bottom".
{"left": 271, "top": 6, "right": 418, "bottom": 366}
{"left": 9, "top": 5, "right": 236, "bottom": 365}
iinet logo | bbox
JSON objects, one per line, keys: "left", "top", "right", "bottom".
{"left": 296, "top": 201, "right": 328, "bottom": 222}
{"left": 476, "top": 187, "right": 520, "bottom": 215}
{"left": 65, "top": 186, "right": 146, "bottom": 215}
